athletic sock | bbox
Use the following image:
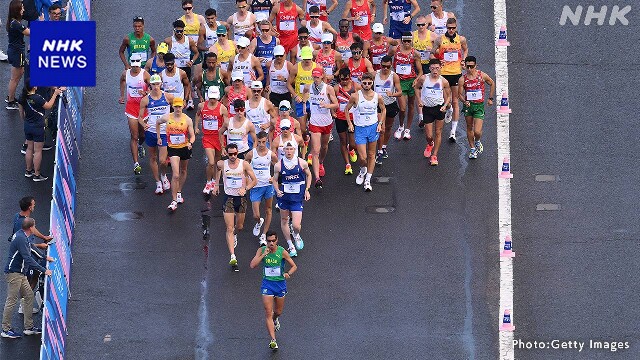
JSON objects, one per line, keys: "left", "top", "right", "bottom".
{"left": 419, "top": 113, "right": 424, "bottom": 122}
{"left": 382, "top": 145, "right": 387, "bottom": 149}
{"left": 451, "top": 120, "right": 459, "bottom": 132}
{"left": 287, "top": 240, "right": 294, "bottom": 248}
{"left": 365, "top": 173, "right": 372, "bottom": 181}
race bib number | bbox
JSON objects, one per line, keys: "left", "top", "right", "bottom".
{"left": 396, "top": 64, "right": 411, "bottom": 75}
{"left": 228, "top": 134, "right": 242, "bottom": 145}
{"left": 375, "top": 85, "right": 391, "bottom": 96}
{"left": 229, "top": 104, "right": 235, "bottom": 113}
{"left": 264, "top": 266, "right": 281, "bottom": 277}
{"left": 254, "top": 168, "right": 269, "bottom": 178}
{"left": 203, "top": 119, "right": 218, "bottom": 130}
{"left": 225, "top": 176, "right": 242, "bottom": 188}
{"left": 354, "top": 15, "right": 368, "bottom": 26}
{"left": 340, "top": 49, "right": 352, "bottom": 59}
{"left": 169, "top": 134, "right": 186, "bottom": 145}
{"left": 323, "top": 66, "right": 333, "bottom": 75}
{"left": 372, "top": 55, "right": 383, "bottom": 65}
{"left": 434, "top": 26, "right": 446, "bottom": 35}
{"left": 284, "top": 182, "right": 301, "bottom": 193}
{"left": 312, "top": 102, "right": 329, "bottom": 114}
{"left": 444, "top": 51, "right": 459, "bottom": 62}
{"left": 280, "top": 20, "right": 294, "bottom": 31}
{"left": 360, "top": 111, "right": 375, "bottom": 122}
{"left": 418, "top": 50, "right": 430, "bottom": 61}
{"left": 466, "top": 90, "right": 482, "bottom": 101}
{"left": 426, "top": 88, "right": 443, "bottom": 98}
{"left": 128, "top": 86, "right": 143, "bottom": 97}
{"left": 176, "top": 56, "right": 189, "bottom": 67}
{"left": 339, "top": 102, "right": 347, "bottom": 112}
{"left": 390, "top": 11, "right": 405, "bottom": 21}
{"left": 136, "top": 52, "right": 148, "bottom": 62}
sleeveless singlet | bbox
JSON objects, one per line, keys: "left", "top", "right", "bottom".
{"left": 251, "top": 148, "right": 273, "bottom": 187}
{"left": 180, "top": 14, "right": 202, "bottom": 45}
{"left": 161, "top": 69, "right": 185, "bottom": 99}
{"left": 227, "top": 118, "right": 250, "bottom": 152}
{"left": 307, "top": 20, "right": 324, "bottom": 45}
{"left": 204, "top": 22, "right": 221, "bottom": 49}
{"left": 393, "top": 49, "right": 417, "bottom": 80}
{"left": 308, "top": 83, "right": 332, "bottom": 126}
{"left": 276, "top": 4, "right": 298, "bottom": 38}
{"left": 202, "top": 67, "right": 226, "bottom": 100}
{"left": 149, "top": 56, "right": 165, "bottom": 76}
{"left": 294, "top": 62, "right": 316, "bottom": 97}
{"left": 462, "top": 71, "right": 485, "bottom": 103}
{"left": 335, "top": 34, "right": 354, "bottom": 60}
{"left": 348, "top": 57, "right": 368, "bottom": 84}
{"left": 316, "top": 49, "right": 336, "bottom": 76}
{"left": 251, "top": 0, "right": 274, "bottom": 20}
{"left": 223, "top": 159, "right": 246, "bottom": 196}
{"left": 125, "top": 69, "right": 146, "bottom": 103}
{"left": 262, "top": 246, "right": 285, "bottom": 281}
{"left": 369, "top": 39, "right": 389, "bottom": 70}
{"left": 276, "top": 134, "right": 299, "bottom": 160}
{"left": 170, "top": 35, "right": 191, "bottom": 68}
{"left": 128, "top": 32, "right": 151, "bottom": 65}
{"left": 226, "top": 85, "right": 248, "bottom": 116}
{"left": 255, "top": 36, "right": 277, "bottom": 67}
{"left": 374, "top": 71, "right": 398, "bottom": 105}
{"left": 439, "top": 34, "right": 462, "bottom": 76}
{"left": 354, "top": 90, "right": 378, "bottom": 127}
{"left": 201, "top": 101, "right": 224, "bottom": 134}
{"left": 279, "top": 158, "right": 305, "bottom": 202}
{"left": 350, "top": 0, "right": 372, "bottom": 40}
{"left": 246, "top": 97, "right": 271, "bottom": 132}
{"left": 232, "top": 12, "right": 255, "bottom": 42}
{"left": 233, "top": 53, "right": 257, "bottom": 86}
{"left": 430, "top": 12, "right": 448, "bottom": 36}
{"left": 335, "top": 83, "right": 356, "bottom": 120}
{"left": 147, "top": 92, "right": 171, "bottom": 134}
{"left": 215, "top": 40, "right": 236, "bottom": 72}
{"left": 421, "top": 75, "right": 445, "bottom": 107}
{"left": 166, "top": 113, "right": 190, "bottom": 148}
{"left": 413, "top": 30, "right": 434, "bottom": 65}
{"left": 269, "top": 61, "right": 290, "bottom": 94}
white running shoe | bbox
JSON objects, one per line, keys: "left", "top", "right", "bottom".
{"left": 444, "top": 107, "right": 453, "bottom": 123}
{"left": 176, "top": 192, "right": 184, "bottom": 204}
{"left": 403, "top": 128, "right": 411, "bottom": 140}
{"left": 229, "top": 254, "right": 238, "bottom": 266}
{"left": 364, "top": 180, "right": 372, "bottom": 192}
{"left": 161, "top": 174, "right": 171, "bottom": 190}
{"left": 253, "top": 218, "right": 264, "bottom": 236}
{"left": 328, "top": 132, "right": 334, "bottom": 142}
{"left": 356, "top": 168, "right": 367, "bottom": 185}
{"left": 202, "top": 181, "right": 213, "bottom": 194}
{"left": 186, "top": 99, "right": 195, "bottom": 110}
{"left": 294, "top": 233, "right": 304, "bottom": 250}
{"left": 0, "top": 50, "right": 8, "bottom": 62}
{"left": 155, "top": 182, "right": 163, "bottom": 195}
{"left": 168, "top": 200, "right": 178, "bottom": 211}
{"left": 449, "top": 131, "right": 457, "bottom": 142}
{"left": 394, "top": 126, "right": 404, "bottom": 140}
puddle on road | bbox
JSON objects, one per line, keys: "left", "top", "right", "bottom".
{"left": 110, "top": 212, "right": 143, "bottom": 221}
{"left": 119, "top": 179, "right": 147, "bottom": 192}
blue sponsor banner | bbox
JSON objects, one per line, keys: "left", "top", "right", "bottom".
{"left": 29, "top": 21, "right": 96, "bottom": 87}
{"left": 57, "top": 104, "right": 80, "bottom": 175}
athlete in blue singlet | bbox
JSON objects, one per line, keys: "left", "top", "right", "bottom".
{"left": 383, "top": 0, "right": 420, "bottom": 39}
{"left": 251, "top": 20, "right": 278, "bottom": 87}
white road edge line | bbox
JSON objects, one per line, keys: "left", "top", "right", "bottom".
{"left": 494, "top": 0, "right": 514, "bottom": 359}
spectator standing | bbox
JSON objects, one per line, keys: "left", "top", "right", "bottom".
{"left": 6, "top": 0, "right": 30, "bottom": 110}
{"left": 1, "top": 218, "right": 53, "bottom": 339}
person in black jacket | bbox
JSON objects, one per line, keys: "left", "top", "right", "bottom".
{"left": 1, "top": 218, "right": 53, "bottom": 339}
{"left": 18, "top": 83, "right": 65, "bottom": 182}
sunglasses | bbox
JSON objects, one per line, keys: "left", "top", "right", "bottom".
{"left": 310, "top": 15, "right": 320, "bottom": 18}
{"left": 322, "top": 41, "right": 332, "bottom": 44}
{"left": 260, "top": 28, "right": 270, "bottom": 32}
{"left": 237, "top": 46, "right": 247, "bottom": 49}
{"left": 381, "top": 64, "right": 391, "bottom": 69}
{"left": 275, "top": 54, "right": 284, "bottom": 57}
{"left": 353, "top": 51, "right": 362, "bottom": 55}
{"left": 279, "top": 109, "right": 290, "bottom": 112}
{"left": 252, "top": 89, "right": 262, "bottom": 92}
{"left": 165, "top": 62, "right": 175, "bottom": 66}
{"left": 228, "top": 152, "right": 239, "bottom": 156}
{"left": 236, "top": 107, "right": 246, "bottom": 112}
{"left": 183, "top": 7, "right": 193, "bottom": 10}
{"left": 298, "top": 36, "right": 308, "bottom": 39}
{"left": 266, "top": 239, "right": 277, "bottom": 243}
{"left": 431, "top": 5, "right": 437, "bottom": 9}
{"left": 466, "top": 64, "right": 476, "bottom": 69}
{"left": 417, "top": 23, "right": 426, "bottom": 27}
{"left": 237, "top": 5, "right": 247, "bottom": 8}
{"left": 233, "top": 79, "right": 243, "bottom": 82}
{"left": 280, "top": 126, "right": 291, "bottom": 130}
{"left": 447, "top": 26, "right": 457, "bottom": 30}
{"left": 402, "top": 39, "right": 411, "bottom": 43}
{"left": 217, "top": 33, "right": 226, "bottom": 37}
{"left": 174, "top": 29, "right": 184, "bottom": 33}
{"left": 361, "top": 81, "right": 373, "bottom": 86}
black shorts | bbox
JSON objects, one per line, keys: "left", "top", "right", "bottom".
{"left": 269, "top": 92, "right": 292, "bottom": 109}
{"left": 442, "top": 74, "right": 461, "bottom": 87}
{"left": 422, "top": 105, "right": 445, "bottom": 124}
{"left": 8, "top": 48, "right": 25, "bottom": 68}
{"left": 223, "top": 195, "right": 247, "bottom": 213}
{"left": 24, "top": 122, "right": 45, "bottom": 142}
{"left": 167, "top": 146, "right": 192, "bottom": 160}
{"left": 334, "top": 118, "right": 348, "bottom": 133}
{"left": 385, "top": 101, "right": 400, "bottom": 119}
{"left": 179, "top": 66, "right": 192, "bottom": 81}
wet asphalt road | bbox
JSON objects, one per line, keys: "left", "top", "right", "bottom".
{"left": 1, "top": 0, "right": 637, "bottom": 359}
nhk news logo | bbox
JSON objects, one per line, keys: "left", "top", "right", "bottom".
{"left": 30, "top": 21, "right": 96, "bottom": 87}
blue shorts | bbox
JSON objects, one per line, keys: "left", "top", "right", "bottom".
{"left": 261, "top": 278, "right": 287, "bottom": 297}
{"left": 277, "top": 197, "right": 303, "bottom": 211}
{"left": 389, "top": 21, "right": 411, "bottom": 39}
{"left": 145, "top": 131, "right": 167, "bottom": 147}
{"left": 295, "top": 100, "right": 311, "bottom": 118}
{"left": 354, "top": 123, "right": 380, "bottom": 145}
{"left": 24, "top": 122, "right": 45, "bottom": 142}
{"left": 250, "top": 185, "right": 275, "bottom": 202}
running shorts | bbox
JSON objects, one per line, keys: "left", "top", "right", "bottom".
{"left": 399, "top": 78, "right": 416, "bottom": 97}
{"left": 223, "top": 194, "right": 247, "bottom": 213}
{"left": 250, "top": 185, "right": 275, "bottom": 202}
{"left": 422, "top": 105, "right": 446, "bottom": 124}
{"left": 145, "top": 131, "right": 167, "bottom": 147}
{"left": 354, "top": 123, "right": 379, "bottom": 145}
{"left": 463, "top": 102, "right": 485, "bottom": 120}
{"left": 167, "top": 146, "right": 192, "bottom": 160}
{"left": 261, "top": 278, "right": 287, "bottom": 297}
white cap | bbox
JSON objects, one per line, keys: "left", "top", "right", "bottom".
{"left": 256, "top": 12, "right": 269, "bottom": 22}
{"left": 208, "top": 86, "right": 221, "bottom": 100}
{"left": 273, "top": 45, "right": 285, "bottom": 56}
{"left": 250, "top": 80, "right": 263, "bottom": 89}
{"left": 280, "top": 118, "right": 292, "bottom": 128}
{"left": 278, "top": 100, "right": 291, "bottom": 110}
{"left": 321, "top": 33, "right": 333, "bottom": 43}
{"left": 372, "top": 23, "right": 384, "bottom": 34}
{"left": 130, "top": 53, "right": 142, "bottom": 66}
{"left": 231, "top": 71, "right": 244, "bottom": 81}
{"left": 237, "top": 36, "right": 251, "bottom": 48}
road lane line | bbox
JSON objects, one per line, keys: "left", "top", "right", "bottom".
{"left": 493, "top": 0, "right": 514, "bottom": 358}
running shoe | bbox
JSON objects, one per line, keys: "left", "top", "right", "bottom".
{"left": 6, "top": 101, "right": 19, "bottom": 110}
{"left": 344, "top": 164, "right": 353, "bottom": 175}
{"left": 394, "top": 126, "right": 404, "bottom": 140}
{"left": 444, "top": 107, "right": 453, "bottom": 123}
{"left": 468, "top": 148, "right": 478, "bottom": 159}
{"left": 259, "top": 234, "right": 267, "bottom": 247}
{"left": 176, "top": 192, "right": 184, "bottom": 204}
{"left": 288, "top": 245, "right": 297, "bottom": 257}
{"left": 23, "top": 327, "right": 42, "bottom": 336}
{"left": 0, "top": 50, "right": 8, "bottom": 62}
{"left": 24, "top": 169, "right": 34, "bottom": 178}
{"left": 32, "top": 174, "right": 48, "bottom": 182}
{"left": 307, "top": 154, "right": 312, "bottom": 165}
{"left": 134, "top": 162, "right": 142, "bottom": 175}
{"left": 314, "top": 179, "right": 323, "bottom": 189}
{"left": 229, "top": 254, "right": 238, "bottom": 266}
{"left": 161, "top": 174, "right": 171, "bottom": 190}
{"left": 294, "top": 234, "right": 304, "bottom": 250}
{"left": 203, "top": 181, "right": 213, "bottom": 194}
{"left": 274, "top": 317, "right": 280, "bottom": 331}
{"left": 168, "top": 200, "right": 178, "bottom": 211}
{"left": 329, "top": 132, "right": 334, "bottom": 142}
{"left": 364, "top": 179, "right": 372, "bottom": 192}
{"left": 4, "top": 96, "right": 9, "bottom": 103}
{"left": 356, "top": 168, "right": 366, "bottom": 185}
{"left": 269, "top": 339, "right": 278, "bottom": 350}
{"left": 20, "top": 143, "right": 27, "bottom": 154}
{"left": 348, "top": 149, "right": 357, "bottom": 163}
{"left": 253, "top": 218, "right": 264, "bottom": 236}
{"left": 234, "top": 234, "right": 238, "bottom": 249}
{"left": 186, "top": 99, "right": 195, "bottom": 110}
{"left": 424, "top": 142, "right": 434, "bottom": 158}
{"left": 192, "top": 85, "right": 199, "bottom": 99}
{"left": 375, "top": 151, "right": 383, "bottom": 165}
{"left": 430, "top": 155, "right": 438, "bottom": 166}
{"left": 319, "top": 163, "right": 325, "bottom": 177}
{"left": 0, "top": 329, "right": 21, "bottom": 338}
{"left": 137, "top": 144, "right": 145, "bottom": 159}
{"left": 155, "top": 182, "right": 164, "bottom": 195}
{"left": 418, "top": 118, "right": 426, "bottom": 128}
{"left": 475, "top": 140, "right": 484, "bottom": 154}
{"left": 448, "top": 131, "right": 456, "bottom": 142}
{"left": 382, "top": 147, "right": 388, "bottom": 159}
{"left": 403, "top": 128, "right": 411, "bottom": 140}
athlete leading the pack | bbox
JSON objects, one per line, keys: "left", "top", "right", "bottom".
{"left": 382, "top": 0, "right": 420, "bottom": 40}
{"left": 119, "top": 15, "right": 156, "bottom": 69}
{"left": 249, "top": 230, "right": 297, "bottom": 351}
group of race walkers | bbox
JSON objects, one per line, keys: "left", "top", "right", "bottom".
{"left": 117, "top": 0, "right": 496, "bottom": 351}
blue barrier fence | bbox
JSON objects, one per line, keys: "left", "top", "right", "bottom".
{"left": 40, "top": 1, "right": 90, "bottom": 359}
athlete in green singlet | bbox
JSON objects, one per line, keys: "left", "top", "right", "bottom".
{"left": 119, "top": 16, "right": 157, "bottom": 69}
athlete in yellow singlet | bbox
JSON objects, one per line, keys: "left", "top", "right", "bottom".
{"left": 211, "top": 25, "right": 236, "bottom": 73}
{"left": 287, "top": 46, "right": 316, "bottom": 159}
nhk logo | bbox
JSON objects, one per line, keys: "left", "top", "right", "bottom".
{"left": 560, "top": 5, "right": 631, "bottom": 25}
{"left": 30, "top": 21, "right": 96, "bottom": 87}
